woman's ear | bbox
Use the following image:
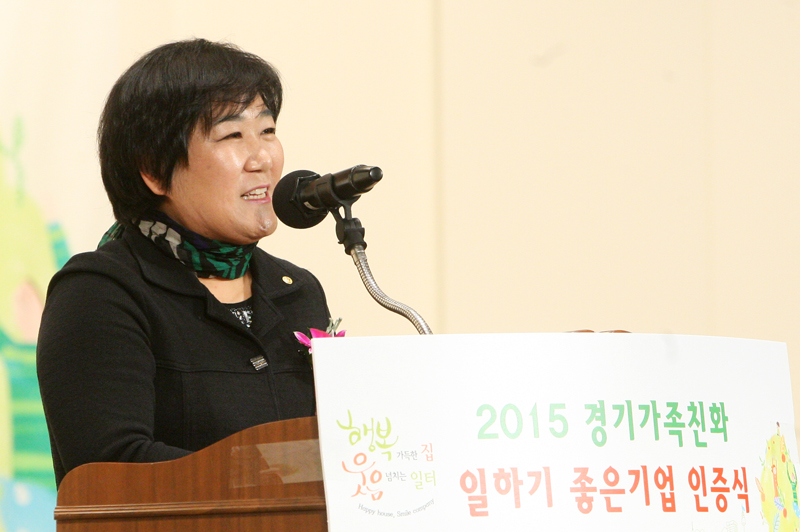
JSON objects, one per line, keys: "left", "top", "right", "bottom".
{"left": 141, "top": 172, "right": 167, "bottom": 196}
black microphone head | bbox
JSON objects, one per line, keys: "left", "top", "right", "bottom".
{"left": 273, "top": 170, "right": 330, "bottom": 229}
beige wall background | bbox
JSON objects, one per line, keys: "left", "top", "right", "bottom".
{"left": 2, "top": 1, "right": 799, "bottom": 419}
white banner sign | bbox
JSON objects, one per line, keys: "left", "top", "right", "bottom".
{"left": 313, "top": 333, "right": 797, "bottom": 531}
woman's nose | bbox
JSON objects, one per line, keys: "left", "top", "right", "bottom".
{"left": 245, "top": 141, "right": 272, "bottom": 172}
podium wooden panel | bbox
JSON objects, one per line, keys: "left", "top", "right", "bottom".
{"left": 54, "top": 416, "right": 327, "bottom": 531}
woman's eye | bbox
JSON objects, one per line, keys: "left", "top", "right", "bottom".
{"left": 221, "top": 132, "right": 242, "bottom": 140}
{"left": 262, "top": 127, "right": 276, "bottom": 135}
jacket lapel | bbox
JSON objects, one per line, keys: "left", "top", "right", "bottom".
{"left": 249, "top": 248, "right": 306, "bottom": 338}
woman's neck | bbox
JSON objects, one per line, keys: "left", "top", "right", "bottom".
{"left": 198, "top": 270, "right": 253, "bottom": 303}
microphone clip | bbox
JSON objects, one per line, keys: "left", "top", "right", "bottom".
{"left": 331, "top": 203, "right": 367, "bottom": 255}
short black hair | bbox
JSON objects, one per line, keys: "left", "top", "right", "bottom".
{"left": 98, "top": 38, "right": 283, "bottom": 222}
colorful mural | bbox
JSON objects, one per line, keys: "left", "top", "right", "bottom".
{"left": 0, "top": 117, "right": 68, "bottom": 530}
{"left": 758, "top": 423, "right": 800, "bottom": 532}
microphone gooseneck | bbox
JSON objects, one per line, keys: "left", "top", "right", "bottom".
{"left": 272, "top": 164, "right": 432, "bottom": 335}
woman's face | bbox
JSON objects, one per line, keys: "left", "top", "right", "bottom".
{"left": 147, "top": 97, "right": 284, "bottom": 245}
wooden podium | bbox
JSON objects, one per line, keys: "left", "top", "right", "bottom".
{"left": 53, "top": 416, "right": 327, "bottom": 531}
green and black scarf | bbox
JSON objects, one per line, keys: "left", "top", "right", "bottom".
{"left": 99, "top": 211, "right": 257, "bottom": 280}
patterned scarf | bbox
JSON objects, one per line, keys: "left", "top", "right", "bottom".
{"left": 99, "top": 211, "right": 257, "bottom": 279}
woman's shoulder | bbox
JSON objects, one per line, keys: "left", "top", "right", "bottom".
{"left": 51, "top": 238, "right": 140, "bottom": 286}
{"left": 39, "top": 238, "right": 153, "bottom": 339}
{"left": 44, "top": 229, "right": 179, "bottom": 309}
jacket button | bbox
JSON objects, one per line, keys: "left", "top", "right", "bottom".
{"left": 282, "top": 276, "right": 293, "bottom": 284}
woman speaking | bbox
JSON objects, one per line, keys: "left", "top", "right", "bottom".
{"left": 36, "top": 39, "right": 330, "bottom": 487}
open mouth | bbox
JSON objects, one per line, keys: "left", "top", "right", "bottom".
{"left": 242, "top": 187, "right": 268, "bottom": 200}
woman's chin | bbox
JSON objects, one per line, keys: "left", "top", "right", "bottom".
{"left": 237, "top": 220, "right": 278, "bottom": 245}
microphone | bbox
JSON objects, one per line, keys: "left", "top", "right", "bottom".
{"left": 273, "top": 165, "right": 383, "bottom": 229}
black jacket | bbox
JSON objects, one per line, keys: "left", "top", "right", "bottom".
{"left": 37, "top": 228, "right": 329, "bottom": 486}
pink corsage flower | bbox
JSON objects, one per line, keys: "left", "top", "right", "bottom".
{"left": 295, "top": 318, "right": 345, "bottom": 360}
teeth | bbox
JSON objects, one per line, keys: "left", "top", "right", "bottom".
{"left": 242, "top": 187, "right": 267, "bottom": 199}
